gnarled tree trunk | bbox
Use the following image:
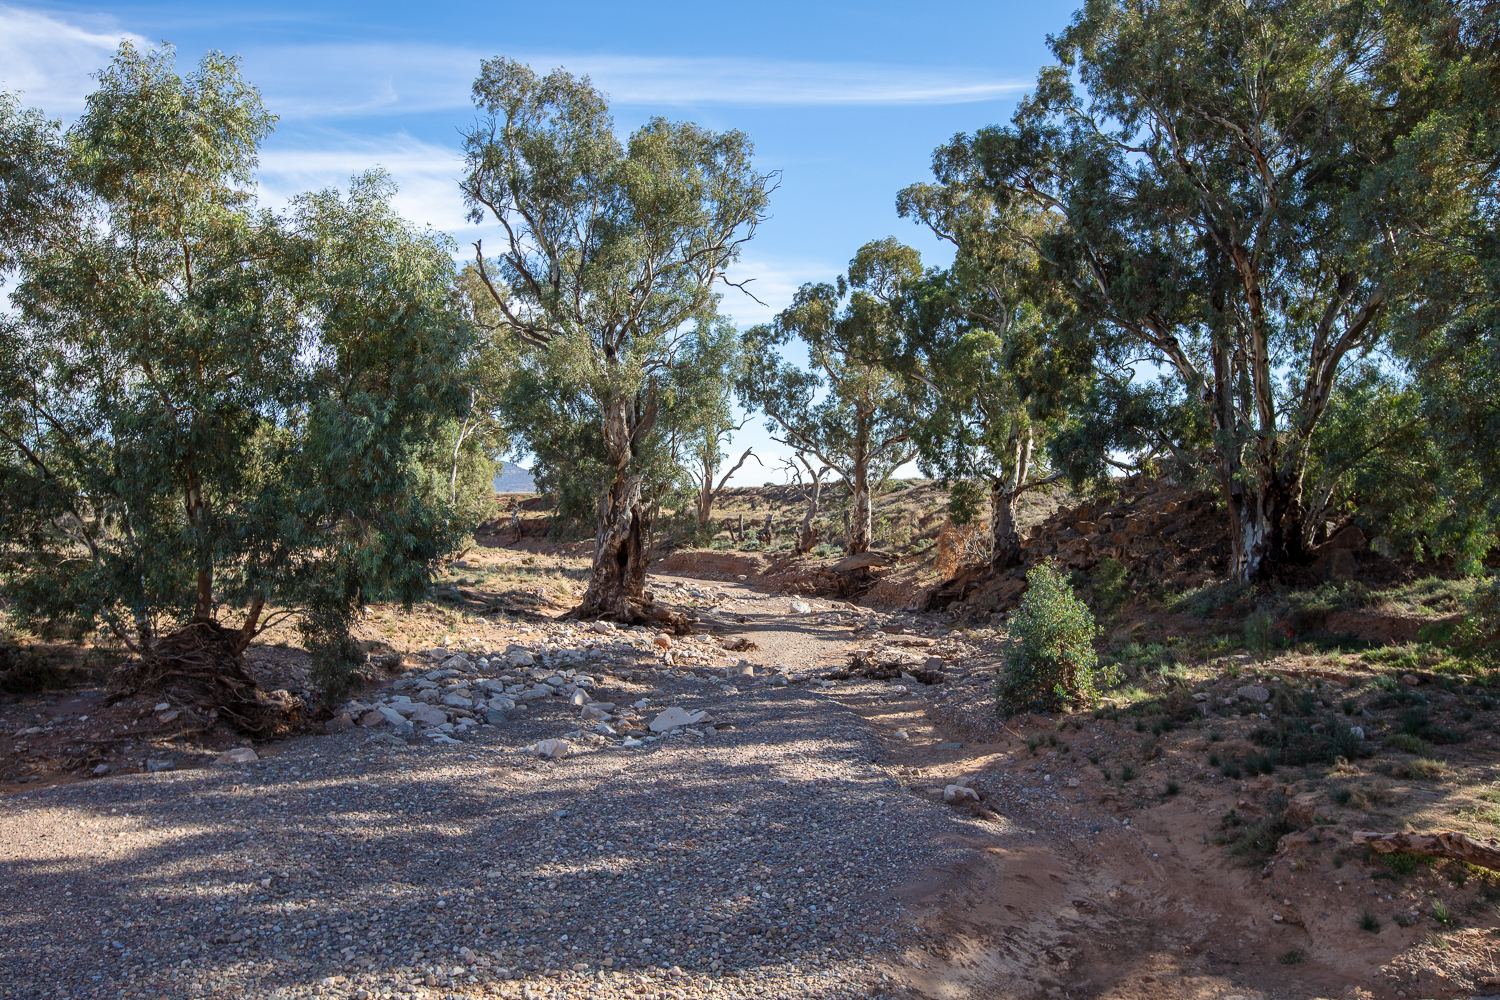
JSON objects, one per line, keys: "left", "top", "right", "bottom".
{"left": 990, "top": 481, "right": 1022, "bottom": 570}
{"left": 568, "top": 395, "right": 687, "bottom": 629}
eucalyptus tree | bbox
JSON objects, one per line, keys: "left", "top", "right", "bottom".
{"left": 0, "top": 45, "right": 476, "bottom": 709}
{"left": 922, "top": 0, "right": 1460, "bottom": 580}
{"left": 896, "top": 192, "right": 1093, "bottom": 569}
{"left": 460, "top": 58, "right": 773, "bottom": 623}
{"left": 739, "top": 239, "right": 921, "bottom": 555}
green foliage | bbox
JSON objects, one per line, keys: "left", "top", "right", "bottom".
{"left": 916, "top": 0, "right": 1479, "bottom": 580}
{"left": 461, "top": 58, "right": 773, "bottom": 608}
{"left": 1387, "top": 733, "right": 1430, "bottom": 756}
{"left": 946, "top": 479, "right": 987, "bottom": 527}
{"left": 1244, "top": 610, "right": 1276, "bottom": 661}
{"left": 997, "top": 562, "right": 1114, "bottom": 713}
{"left": 739, "top": 239, "right": 922, "bottom": 555}
{"left": 0, "top": 45, "right": 474, "bottom": 665}
{"left": 1459, "top": 579, "right": 1500, "bottom": 663}
{"left": 298, "top": 605, "right": 364, "bottom": 705}
{"left": 1090, "top": 558, "right": 1130, "bottom": 617}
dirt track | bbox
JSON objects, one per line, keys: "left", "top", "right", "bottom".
{"left": 0, "top": 573, "right": 1479, "bottom": 1000}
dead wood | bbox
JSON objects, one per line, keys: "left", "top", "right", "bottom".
{"left": 109, "top": 620, "right": 301, "bottom": 737}
{"left": 1352, "top": 830, "right": 1500, "bottom": 870}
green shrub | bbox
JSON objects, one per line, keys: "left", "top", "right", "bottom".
{"left": 997, "top": 563, "right": 1115, "bottom": 714}
{"left": 1458, "top": 578, "right": 1500, "bottom": 662}
{"left": 1387, "top": 732, "right": 1430, "bottom": 756}
{"left": 1091, "top": 558, "right": 1131, "bottom": 616}
{"left": 0, "top": 645, "right": 63, "bottom": 694}
{"left": 1245, "top": 609, "right": 1276, "bottom": 660}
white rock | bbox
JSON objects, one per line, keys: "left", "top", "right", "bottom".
{"left": 790, "top": 600, "right": 812, "bottom": 614}
{"left": 527, "top": 738, "right": 571, "bottom": 759}
{"left": 441, "top": 694, "right": 472, "bottom": 709}
{"left": 591, "top": 621, "right": 615, "bottom": 634}
{"left": 377, "top": 706, "right": 407, "bottom": 727}
{"left": 649, "top": 706, "right": 708, "bottom": 733}
{"left": 408, "top": 704, "right": 448, "bottom": 726}
{"left": 215, "top": 747, "right": 258, "bottom": 764}
{"left": 593, "top": 723, "right": 616, "bottom": 736}
{"left": 1350, "top": 725, "right": 1365, "bottom": 740}
{"left": 943, "top": 784, "right": 980, "bottom": 804}
{"left": 569, "top": 690, "right": 589, "bottom": 707}
{"left": 581, "top": 705, "right": 612, "bottom": 721}
{"left": 633, "top": 699, "right": 650, "bottom": 711}
{"left": 621, "top": 737, "right": 643, "bottom": 747}
{"left": 153, "top": 702, "right": 171, "bottom": 712}
{"left": 441, "top": 654, "right": 472, "bottom": 671}
{"left": 1236, "top": 685, "right": 1271, "bottom": 703}
{"left": 507, "top": 649, "right": 536, "bottom": 667}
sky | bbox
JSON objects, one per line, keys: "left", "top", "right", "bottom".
{"left": 0, "top": 0, "right": 1081, "bottom": 484}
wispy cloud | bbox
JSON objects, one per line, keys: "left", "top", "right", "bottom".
{"left": 255, "top": 134, "right": 469, "bottom": 230}
{"left": 243, "top": 44, "right": 1030, "bottom": 118}
{"left": 0, "top": 4, "right": 137, "bottom": 113}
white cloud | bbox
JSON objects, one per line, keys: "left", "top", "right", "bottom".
{"left": 242, "top": 44, "right": 1030, "bottom": 118}
{"left": 717, "top": 255, "right": 839, "bottom": 326}
{"left": 0, "top": 4, "right": 137, "bottom": 113}
{"left": 255, "top": 134, "right": 469, "bottom": 230}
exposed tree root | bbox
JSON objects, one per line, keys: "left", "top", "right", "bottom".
{"left": 109, "top": 621, "right": 301, "bottom": 737}
{"left": 563, "top": 592, "right": 693, "bottom": 633}
{"left": 1354, "top": 830, "right": 1500, "bottom": 871}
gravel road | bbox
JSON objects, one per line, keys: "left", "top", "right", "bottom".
{"left": 0, "top": 613, "right": 973, "bottom": 1000}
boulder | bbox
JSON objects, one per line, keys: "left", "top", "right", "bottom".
{"left": 527, "top": 738, "right": 571, "bottom": 759}
{"left": 1236, "top": 685, "right": 1271, "bottom": 703}
{"left": 506, "top": 649, "right": 536, "bottom": 667}
{"left": 789, "top": 600, "right": 812, "bottom": 614}
{"left": 358, "top": 710, "right": 387, "bottom": 728}
{"left": 324, "top": 712, "right": 354, "bottom": 733}
{"left": 408, "top": 704, "right": 448, "bottom": 726}
{"left": 1284, "top": 792, "right": 1322, "bottom": 828}
{"left": 943, "top": 784, "right": 980, "bottom": 805}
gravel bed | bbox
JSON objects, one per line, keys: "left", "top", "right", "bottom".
{"left": 0, "top": 667, "right": 966, "bottom": 1000}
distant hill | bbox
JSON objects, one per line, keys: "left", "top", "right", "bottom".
{"left": 493, "top": 462, "right": 535, "bottom": 493}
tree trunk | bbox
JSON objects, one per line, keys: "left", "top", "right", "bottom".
{"left": 796, "top": 475, "right": 822, "bottom": 555}
{"left": 568, "top": 396, "right": 686, "bottom": 629}
{"left": 990, "top": 481, "right": 1022, "bottom": 570}
{"left": 1229, "top": 456, "right": 1308, "bottom": 582}
{"left": 847, "top": 462, "right": 872, "bottom": 555}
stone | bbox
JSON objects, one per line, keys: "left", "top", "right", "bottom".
{"left": 594, "top": 723, "right": 616, "bottom": 736}
{"left": 517, "top": 687, "right": 550, "bottom": 701}
{"left": 1401, "top": 673, "right": 1420, "bottom": 687}
{"left": 1322, "top": 547, "right": 1357, "bottom": 581}
{"left": 153, "top": 702, "right": 170, "bottom": 712}
{"left": 216, "top": 747, "right": 259, "bottom": 764}
{"left": 527, "top": 738, "right": 571, "bottom": 759}
{"left": 591, "top": 620, "right": 615, "bottom": 633}
{"left": 440, "top": 654, "right": 472, "bottom": 672}
{"left": 325, "top": 712, "right": 355, "bottom": 734}
{"left": 1192, "top": 692, "right": 1210, "bottom": 701}
{"left": 420, "top": 647, "right": 449, "bottom": 660}
{"left": 581, "top": 705, "right": 612, "bottom": 721}
{"left": 441, "top": 693, "right": 472, "bottom": 709}
{"left": 621, "top": 737, "right": 643, "bottom": 747}
{"left": 359, "top": 710, "right": 387, "bottom": 728}
{"left": 789, "top": 600, "right": 812, "bottom": 614}
{"left": 386, "top": 702, "right": 418, "bottom": 718}
{"left": 1284, "top": 792, "right": 1322, "bottom": 828}
{"left": 1067, "top": 778, "right": 1080, "bottom": 788}
{"left": 923, "top": 656, "right": 946, "bottom": 671}
{"left": 157, "top": 709, "right": 181, "bottom": 723}
{"left": 91, "top": 764, "right": 114, "bottom": 776}
{"left": 943, "top": 784, "right": 979, "bottom": 804}
{"left": 654, "top": 634, "right": 673, "bottom": 650}
{"left": 570, "top": 689, "right": 588, "bottom": 707}
{"left": 769, "top": 674, "right": 787, "bottom": 687}
{"left": 408, "top": 704, "right": 448, "bottom": 726}
{"left": 649, "top": 706, "right": 708, "bottom": 732}
{"left": 1236, "top": 685, "right": 1271, "bottom": 703}
{"left": 1350, "top": 725, "right": 1365, "bottom": 741}
{"left": 506, "top": 650, "right": 536, "bottom": 667}
{"left": 424, "top": 670, "right": 458, "bottom": 681}
{"left": 146, "top": 759, "right": 177, "bottom": 773}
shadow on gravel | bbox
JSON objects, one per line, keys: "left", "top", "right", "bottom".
{"left": 0, "top": 682, "right": 932, "bottom": 999}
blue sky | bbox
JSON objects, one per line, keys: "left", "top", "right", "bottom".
{"left": 0, "top": 0, "right": 1080, "bottom": 482}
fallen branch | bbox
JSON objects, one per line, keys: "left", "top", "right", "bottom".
{"left": 1353, "top": 830, "right": 1500, "bottom": 871}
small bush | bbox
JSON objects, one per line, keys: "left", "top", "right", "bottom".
{"left": 997, "top": 563, "right": 1116, "bottom": 714}
{"left": 299, "top": 606, "right": 365, "bottom": 705}
{"left": 1432, "top": 900, "right": 1455, "bottom": 926}
{"left": 1385, "top": 852, "right": 1425, "bottom": 876}
{"left": 0, "top": 645, "right": 64, "bottom": 694}
{"left": 1387, "top": 733, "right": 1430, "bottom": 756}
{"left": 1398, "top": 757, "right": 1447, "bottom": 780}
{"left": 1091, "top": 558, "right": 1131, "bottom": 617}
{"left": 1121, "top": 764, "right": 1137, "bottom": 782}
{"left": 1278, "top": 949, "right": 1305, "bottom": 965}
{"left": 1245, "top": 609, "right": 1276, "bottom": 660}
{"left": 1359, "top": 910, "right": 1380, "bottom": 932}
